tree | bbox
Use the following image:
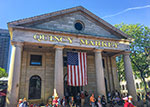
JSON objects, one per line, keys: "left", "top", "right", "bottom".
{"left": 116, "top": 55, "right": 125, "bottom": 82}
{"left": 115, "top": 23, "right": 150, "bottom": 93}
{"left": 0, "top": 67, "right": 8, "bottom": 78}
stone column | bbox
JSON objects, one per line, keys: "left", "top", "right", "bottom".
{"left": 123, "top": 52, "right": 137, "bottom": 101}
{"left": 107, "top": 56, "right": 114, "bottom": 92}
{"left": 6, "top": 42, "right": 23, "bottom": 107}
{"left": 54, "top": 46, "right": 64, "bottom": 98}
{"left": 111, "top": 56, "right": 120, "bottom": 92}
{"left": 94, "top": 49, "right": 106, "bottom": 97}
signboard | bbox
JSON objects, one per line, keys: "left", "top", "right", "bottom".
{"left": 33, "top": 34, "right": 119, "bottom": 49}
{"left": 12, "top": 30, "right": 129, "bottom": 51}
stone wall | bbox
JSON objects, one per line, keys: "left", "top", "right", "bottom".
{"left": 19, "top": 47, "right": 55, "bottom": 104}
{"left": 84, "top": 55, "right": 97, "bottom": 94}
{"left": 29, "top": 11, "right": 119, "bottom": 39}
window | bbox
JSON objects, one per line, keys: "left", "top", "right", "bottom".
{"left": 30, "top": 55, "right": 42, "bottom": 66}
{"left": 136, "top": 83, "right": 139, "bottom": 89}
{"left": 140, "top": 82, "right": 143, "bottom": 88}
{"left": 63, "top": 56, "right": 67, "bottom": 67}
{"left": 102, "top": 59, "right": 105, "bottom": 68}
{"left": 148, "top": 81, "right": 150, "bottom": 88}
{"left": 29, "top": 75, "right": 41, "bottom": 99}
{"left": 122, "top": 85, "right": 125, "bottom": 90}
{"left": 74, "top": 21, "right": 84, "bottom": 31}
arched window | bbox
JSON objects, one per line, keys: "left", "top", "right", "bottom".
{"left": 136, "top": 83, "right": 139, "bottom": 89}
{"left": 29, "top": 75, "right": 41, "bottom": 99}
{"left": 122, "top": 85, "right": 125, "bottom": 90}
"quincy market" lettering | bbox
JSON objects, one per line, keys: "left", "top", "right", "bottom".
{"left": 33, "top": 34, "right": 73, "bottom": 44}
{"left": 80, "top": 39, "right": 118, "bottom": 48}
{"left": 33, "top": 34, "right": 119, "bottom": 48}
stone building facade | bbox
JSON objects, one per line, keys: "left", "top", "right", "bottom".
{"left": 6, "top": 6, "right": 137, "bottom": 107}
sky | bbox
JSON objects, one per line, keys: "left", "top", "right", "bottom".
{"left": 0, "top": 0, "right": 150, "bottom": 29}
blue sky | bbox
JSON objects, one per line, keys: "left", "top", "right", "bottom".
{"left": 0, "top": 0, "right": 150, "bottom": 29}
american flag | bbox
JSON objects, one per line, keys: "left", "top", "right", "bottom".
{"left": 67, "top": 52, "right": 88, "bottom": 86}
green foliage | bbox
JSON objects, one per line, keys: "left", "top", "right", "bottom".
{"left": 0, "top": 67, "right": 8, "bottom": 78}
{"left": 115, "top": 23, "right": 150, "bottom": 92}
{"left": 116, "top": 55, "right": 125, "bottom": 81}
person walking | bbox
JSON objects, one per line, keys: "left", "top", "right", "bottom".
{"left": 90, "top": 93, "right": 96, "bottom": 107}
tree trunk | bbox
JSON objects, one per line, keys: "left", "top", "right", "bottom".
{"left": 140, "top": 72, "right": 147, "bottom": 94}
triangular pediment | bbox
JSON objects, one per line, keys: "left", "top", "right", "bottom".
{"left": 8, "top": 6, "right": 130, "bottom": 40}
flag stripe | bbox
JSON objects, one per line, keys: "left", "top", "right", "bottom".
{"left": 82, "top": 53, "right": 85, "bottom": 85}
{"left": 70, "top": 66, "right": 73, "bottom": 85}
{"left": 72, "top": 66, "right": 75, "bottom": 86}
{"left": 77, "top": 66, "right": 80, "bottom": 86}
{"left": 75, "top": 66, "right": 78, "bottom": 86}
{"left": 85, "top": 53, "right": 88, "bottom": 85}
{"left": 74, "top": 65, "right": 76, "bottom": 86}
{"left": 80, "top": 52, "right": 83, "bottom": 86}
{"left": 78, "top": 52, "right": 82, "bottom": 86}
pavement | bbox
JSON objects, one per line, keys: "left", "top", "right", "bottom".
{"left": 83, "top": 100, "right": 150, "bottom": 107}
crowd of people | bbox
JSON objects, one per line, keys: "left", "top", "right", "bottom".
{"left": 17, "top": 90, "right": 150, "bottom": 107}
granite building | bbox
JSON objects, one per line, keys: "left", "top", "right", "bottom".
{"left": 6, "top": 6, "right": 137, "bottom": 107}
{"left": 0, "top": 29, "right": 10, "bottom": 72}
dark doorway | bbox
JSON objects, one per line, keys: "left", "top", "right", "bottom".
{"left": 29, "top": 75, "right": 41, "bottom": 99}
{"left": 105, "top": 78, "right": 109, "bottom": 100}
{"left": 64, "top": 74, "right": 83, "bottom": 97}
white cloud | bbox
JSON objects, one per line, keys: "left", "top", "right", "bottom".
{"left": 102, "top": 5, "right": 150, "bottom": 18}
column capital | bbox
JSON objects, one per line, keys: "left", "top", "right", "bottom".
{"left": 123, "top": 51, "right": 131, "bottom": 56}
{"left": 93, "top": 49, "right": 103, "bottom": 53}
{"left": 11, "top": 41, "right": 24, "bottom": 47}
{"left": 54, "top": 45, "right": 64, "bottom": 49}
{"left": 111, "top": 55, "right": 116, "bottom": 59}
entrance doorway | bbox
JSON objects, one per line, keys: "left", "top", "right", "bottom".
{"left": 64, "top": 74, "right": 83, "bottom": 97}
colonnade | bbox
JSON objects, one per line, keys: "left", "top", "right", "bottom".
{"left": 6, "top": 43, "right": 137, "bottom": 107}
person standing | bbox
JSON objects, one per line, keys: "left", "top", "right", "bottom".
{"left": 76, "top": 93, "right": 81, "bottom": 107}
{"left": 101, "top": 95, "right": 106, "bottom": 107}
{"left": 123, "top": 97, "right": 130, "bottom": 107}
{"left": 128, "top": 96, "right": 133, "bottom": 104}
{"left": 90, "top": 93, "right": 96, "bottom": 107}
{"left": 128, "top": 95, "right": 136, "bottom": 107}
{"left": 80, "top": 91, "right": 85, "bottom": 107}
{"left": 69, "top": 97, "right": 76, "bottom": 107}
{"left": 22, "top": 98, "right": 29, "bottom": 107}
{"left": 17, "top": 99, "right": 23, "bottom": 107}
{"left": 52, "top": 96, "right": 58, "bottom": 107}
{"left": 62, "top": 97, "right": 66, "bottom": 107}
{"left": 57, "top": 97, "right": 61, "bottom": 107}
{"left": 97, "top": 96, "right": 102, "bottom": 107}
{"left": 137, "top": 93, "right": 141, "bottom": 101}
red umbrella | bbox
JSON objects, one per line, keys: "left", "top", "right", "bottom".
{"left": 0, "top": 92, "right": 6, "bottom": 96}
